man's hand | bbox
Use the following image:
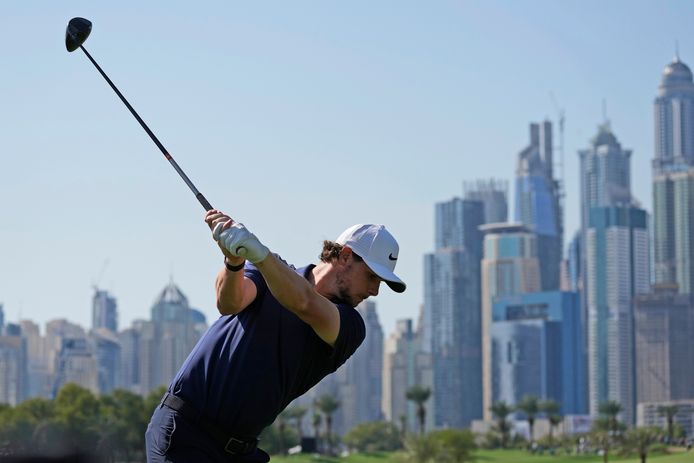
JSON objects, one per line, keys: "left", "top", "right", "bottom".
{"left": 210, "top": 217, "right": 269, "bottom": 264}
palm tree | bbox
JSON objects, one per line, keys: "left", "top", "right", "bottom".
{"left": 591, "top": 418, "right": 612, "bottom": 463}
{"left": 315, "top": 394, "right": 340, "bottom": 455}
{"left": 623, "top": 427, "right": 661, "bottom": 463}
{"left": 599, "top": 401, "right": 622, "bottom": 433}
{"left": 539, "top": 400, "right": 562, "bottom": 445}
{"left": 405, "top": 385, "right": 431, "bottom": 435}
{"left": 657, "top": 404, "right": 679, "bottom": 443}
{"left": 490, "top": 401, "right": 513, "bottom": 449}
{"left": 312, "top": 412, "right": 322, "bottom": 450}
{"left": 516, "top": 395, "right": 540, "bottom": 443}
{"left": 284, "top": 405, "right": 307, "bottom": 442}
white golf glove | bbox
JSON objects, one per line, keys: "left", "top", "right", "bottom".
{"left": 212, "top": 222, "right": 269, "bottom": 264}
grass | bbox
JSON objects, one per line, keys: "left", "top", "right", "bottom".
{"left": 270, "top": 448, "right": 694, "bottom": 463}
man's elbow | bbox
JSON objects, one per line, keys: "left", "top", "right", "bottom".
{"left": 216, "top": 299, "right": 242, "bottom": 316}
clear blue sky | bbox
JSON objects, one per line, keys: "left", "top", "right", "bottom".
{"left": 1, "top": 1, "right": 691, "bottom": 336}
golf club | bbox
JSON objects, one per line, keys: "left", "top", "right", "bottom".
{"left": 65, "top": 17, "right": 213, "bottom": 212}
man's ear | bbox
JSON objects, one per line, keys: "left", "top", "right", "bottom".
{"left": 338, "top": 246, "right": 353, "bottom": 265}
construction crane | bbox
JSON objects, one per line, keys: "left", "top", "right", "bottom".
{"left": 92, "top": 259, "right": 109, "bottom": 292}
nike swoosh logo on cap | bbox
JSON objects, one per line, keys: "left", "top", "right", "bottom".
{"left": 389, "top": 253, "right": 398, "bottom": 261}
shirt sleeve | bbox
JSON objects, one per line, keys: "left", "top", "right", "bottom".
{"left": 327, "top": 303, "right": 366, "bottom": 371}
{"left": 243, "top": 262, "right": 267, "bottom": 296}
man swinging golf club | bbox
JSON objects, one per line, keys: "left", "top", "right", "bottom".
{"left": 145, "top": 210, "right": 406, "bottom": 462}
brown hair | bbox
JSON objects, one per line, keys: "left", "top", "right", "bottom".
{"left": 320, "top": 240, "right": 363, "bottom": 263}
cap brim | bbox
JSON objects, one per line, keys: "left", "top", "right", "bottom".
{"left": 363, "top": 259, "right": 406, "bottom": 293}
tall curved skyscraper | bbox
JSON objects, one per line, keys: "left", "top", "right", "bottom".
{"left": 653, "top": 55, "right": 694, "bottom": 294}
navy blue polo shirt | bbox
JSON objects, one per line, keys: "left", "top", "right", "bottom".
{"left": 169, "top": 262, "right": 366, "bottom": 439}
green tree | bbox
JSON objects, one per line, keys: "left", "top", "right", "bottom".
{"left": 490, "top": 401, "right": 513, "bottom": 448}
{"left": 400, "top": 429, "right": 477, "bottom": 463}
{"left": 516, "top": 395, "right": 540, "bottom": 444}
{"left": 99, "top": 389, "right": 147, "bottom": 462}
{"left": 657, "top": 404, "right": 679, "bottom": 443}
{"left": 283, "top": 405, "right": 307, "bottom": 442}
{"left": 430, "top": 429, "right": 477, "bottom": 463}
{"left": 405, "top": 385, "right": 431, "bottom": 436}
{"left": 598, "top": 401, "right": 623, "bottom": 435}
{"left": 53, "top": 383, "right": 101, "bottom": 452}
{"left": 400, "top": 433, "right": 439, "bottom": 463}
{"left": 343, "top": 421, "right": 402, "bottom": 452}
{"left": 539, "top": 400, "right": 562, "bottom": 445}
{"left": 259, "top": 422, "right": 299, "bottom": 455}
{"left": 622, "top": 427, "right": 661, "bottom": 463}
{"left": 314, "top": 394, "right": 340, "bottom": 454}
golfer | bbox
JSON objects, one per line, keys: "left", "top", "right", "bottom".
{"left": 145, "top": 210, "right": 406, "bottom": 462}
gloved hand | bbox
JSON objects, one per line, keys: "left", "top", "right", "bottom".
{"left": 212, "top": 221, "right": 269, "bottom": 264}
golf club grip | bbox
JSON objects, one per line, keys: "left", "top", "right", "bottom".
{"left": 197, "top": 193, "right": 213, "bottom": 211}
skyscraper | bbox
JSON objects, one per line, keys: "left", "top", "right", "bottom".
{"left": 634, "top": 284, "right": 694, "bottom": 403}
{"left": 653, "top": 56, "right": 694, "bottom": 290}
{"left": 480, "top": 223, "right": 542, "bottom": 419}
{"left": 491, "top": 291, "right": 586, "bottom": 415}
{"left": 464, "top": 179, "right": 509, "bottom": 224}
{"left": 0, "top": 332, "right": 27, "bottom": 406}
{"left": 382, "top": 318, "right": 434, "bottom": 432}
{"left": 516, "top": 121, "right": 563, "bottom": 291}
{"left": 326, "top": 301, "right": 383, "bottom": 435}
{"left": 92, "top": 327, "right": 121, "bottom": 395}
{"left": 586, "top": 206, "right": 649, "bottom": 425}
{"left": 92, "top": 289, "right": 118, "bottom": 332}
{"left": 424, "top": 197, "right": 484, "bottom": 428}
{"left": 138, "top": 281, "right": 204, "bottom": 394}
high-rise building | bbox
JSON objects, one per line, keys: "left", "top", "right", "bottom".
{"left": 0, "top": 304, "right": 4, "bottom": 334}
{"left": 638, "top": 400, "right": 694, "bottom": 438}
{"left": 425, "top": 197, "right": 484, "bottom": 428}
{"left": 45, "top": 319, "right": 86, "bottom": 385}
{"left": 52, "top": 337, "right": 98, "bottom": 396}
{"left": 516, "top": 121, "right": 563, "bottom": 291}
{"left": 118, "top": 326, "right": 141, "bottom": 393}
{"left": 326, "top": 301, "right": 383, "bottom": 435}
{"left": 464, "top": 179, "right": 509, "bottom": 224}
{"left": 481, "top": 223, "right": 541, "bottom": 419}
{"left": 653, "top": 56, "right": 694, "bottom": 289}
{"left": 138, "top": 281, "right": 205, "bottom": 395}
{"left": 491, "top": 291, "right": 586, "bottom": 415}
{"left": 634, "top": 284, "right": 694, "bottom": 403}
{"left": 579, "top": 123, "right": 632, "bottom": 225}
{"left": 91, "top": 328, "right": 121, "bottom": 395}
{"left": 92, "top": 289, "right": 118, "bottom": 332}
{"left": 586, "top": 206, "right": 649, "bottom": 425}
{"left": 0, "top": 333, "right": 27, "bottom": 406}
{"left": 383, "top": 310, "right": 434, "bottom": 434}
{"left": 20, "top": 320, "right": 51, "bottom": 399}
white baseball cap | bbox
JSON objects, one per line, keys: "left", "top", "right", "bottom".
{"left": 336, "top": 224, "right": 406, "bottom": 293}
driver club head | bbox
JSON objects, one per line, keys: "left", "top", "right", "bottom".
{"left": 66, "top": 17, "right": 92, "bottom": 52}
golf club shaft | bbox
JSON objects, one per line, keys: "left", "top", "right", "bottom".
{"left": 79, "top": 45, "right": 213, "bottom": 212}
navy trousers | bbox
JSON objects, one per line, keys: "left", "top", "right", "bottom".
{"left": 145, "top": 403, "right": 270, "bottom": 463}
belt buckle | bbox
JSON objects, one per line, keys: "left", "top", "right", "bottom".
{"left": 224, "top": 437, "right": 248, "bottom": 455}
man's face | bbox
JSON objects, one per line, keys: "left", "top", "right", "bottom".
{"left": 335, "top": 253, "right": 382, "bottom": 307}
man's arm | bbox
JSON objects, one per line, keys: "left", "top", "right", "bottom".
{"left": 211, "top": 215, "right": 341, "bottom": 346}
{"left": 205, "top": 210, "right": 258, "bottom": 315}
{"left": 255, "top": 254, "right": 340, "bottom": 346}
{"left": 214, "top": 265, "right": 258, "bottom": 315}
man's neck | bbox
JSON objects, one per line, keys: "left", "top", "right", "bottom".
{"left": 311, "top": 262, "right": 337, "bottom": 301}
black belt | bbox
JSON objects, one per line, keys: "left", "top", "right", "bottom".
{"left": 161, "top": 392, "right": 258, "bottom": 455}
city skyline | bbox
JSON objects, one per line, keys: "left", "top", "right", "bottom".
{"left": 4, "top": 1, "right": 694, "bottom": 336}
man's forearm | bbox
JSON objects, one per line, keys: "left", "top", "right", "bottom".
{"left": 254, "top": 254, "right": 315, "bottom": 316}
